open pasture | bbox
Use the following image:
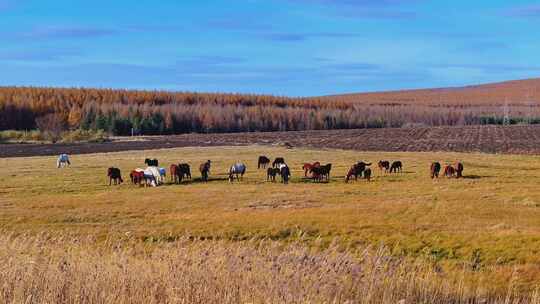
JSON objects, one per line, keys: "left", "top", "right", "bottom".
{"left": 2, "top": 146, "right": 540, "bottom": 295}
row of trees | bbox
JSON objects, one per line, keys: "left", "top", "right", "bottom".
{"left": 1, "top": 86, "right": 539, "bottom": 135}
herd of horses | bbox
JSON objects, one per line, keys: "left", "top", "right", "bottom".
{"left": 57, "top": 154, "right": 464, "bottom": 187}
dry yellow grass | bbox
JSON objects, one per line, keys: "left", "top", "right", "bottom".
{"left": 2, "top": 145, "right": 540, "bottom": 301}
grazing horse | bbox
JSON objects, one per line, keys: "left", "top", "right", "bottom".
{"left": 145, "top": 158, "right": 159, "bottom": 167}
{"left": 280, "top": 165, "right": 291, "bottom": 184}
{"left": 170, "top": 164, "right": 180, "bottom": 183}
{"left": 378, "top": 160, "right": 390, "bottom": 174}
{"left": 258, "top": 156, "right": 271, "bottom": 169}
{"left": 57, "top": 154, "right": 71, "bottom": 168}
{"left": 302, "top": 162, "right": 321, "bottom": 177}
{"left": 107, "top": 167, "right": 123, "bottom": 186}
{"left": 311, "top": 164, "right": 332, "bottom": 182}
{"left": 267, "top": 168, "right": 280, "bottom": 182}
{"left": 178, "top": 163, "right": 191, "bottom": 180}
{"left": 199, "top": 160, "right": 211, "bottom": 182}
{"left": 431, "top": 162, "right": 441, "bottom": 179}
{"left": 130, "top": 170, "right": 145, "bottom": 185}
{"left": 364, "top": 168, "right": 372, "bottom": 182}
{"left": 345, "top": 162, "right": 370, "bottom": 183}
{"left": 444, "top": 165, "right": 456, "bottom": 178}
{"left": 389, "top": 161, "right": 403, "bottom": 174}
{"left": 455, "top": 162, "right": 464, "bottom": 178}
{"left": 229, "top": 163, "right": 247, "bottom": 182}
{"left": 144, "top": 167, "right": 162, "bottom": 187}
{"left": 272, "top": 157, "right": 286, "bottom": 168}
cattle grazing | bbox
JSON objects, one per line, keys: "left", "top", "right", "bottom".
{"left": 455, "top": 162, "right": 464, "bottom": 178}
{"left": 229, "top": 163, "right": 247, "bottom": 182}
{"left": 389, "top": 161, "right": 403, "bottom": 174}
{"left": 444, "top": 165, "right": 456, "bottom": 178}
{"left": 199, "top": 160, "right": 211, "bottom": 182}
{"left": 57, "top": 154, "right": 71, "bottom": 168}
{"left": 258, "top": 156, "right": 271, "bottom": 169}
{"left": 431, "top": 162, "right": 441, "bottom": 179}
{"left": 364, "top": 168, "right": 372, "bottom": 182}
{"left": 272, "top": 157, "right": 286, "bottom": 168}
{"left": 107, "top": 167, "right": 123, "bottom": 185}
{"left": 280, "top": 165, "right": 291, "bottom": 184}
{"left": 145, "top": 158, "right": 159, "bottom": 167}
{"left": 267, "top": 168, "right": 280, "bottom": 182}
{"left": 302, "top": 162, "right": 321, "bottom": 177}
{"left": 378, "top": 160, "right": 390, "bottom": 174}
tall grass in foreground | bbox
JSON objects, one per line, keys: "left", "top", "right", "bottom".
{"left": 1, "top": 234, "right": 538, "bottom": 304}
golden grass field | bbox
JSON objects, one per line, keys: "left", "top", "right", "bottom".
{"left": 2, "top": 145, "right": 540, "bottom": 302}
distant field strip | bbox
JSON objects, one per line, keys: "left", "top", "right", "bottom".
{"left": 2, "top": 125, "right": 540, "bottom": 158}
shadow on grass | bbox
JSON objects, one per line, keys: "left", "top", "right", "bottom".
{"left": 462, "top": 175, "right": 493, "bottom": 180}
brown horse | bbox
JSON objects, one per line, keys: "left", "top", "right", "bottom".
{"left": 311, "top": 164, "right": 332, "bottom": 182}
{"left": 302, "top": 162, "right": 321, "bottom": 177}
{"left": 378, "top": 160, "right": 390, "bottom": 174}
{"left": 345, "top": 162, "right": 371, "bottom": 183}
{"left": 130, "top": 170, "right": 144, "bottom": 185}
{"left": 389, "top": 161, "right": 403, "bottom": 174}
{"left": 258, "top": 156, "right": 271, "bottom": 169}
{"left": 444, "top": 165, "right": 456, "bottom": 178}
{"left": 199, "top": 160, "right": 211, "bottom": 182}
{"left": 170, "top": 164, "right": 180, "bottom": 183}
{"left": 455, "top": 162, "right": 464, "bottom": 178}
{"left": 108, "top": 168, "right": 123, "bottom": 186}
{"left": 431, "top": 162, "right": 441, "bottom": 179}
{"left": 178, "top": 163, "right": 191, "bottom": 180}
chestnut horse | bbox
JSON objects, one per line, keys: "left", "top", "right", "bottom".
{"left": 444, "top": 165, "right": 456, "bottom": 178}
{"left": 302, "top": 162, "right": 321, "bottom": 177}
{"left": 431, "top": 162, "right": 441, "bottom": 179}
{"left": 170, "top": 164, "right": 180, "bottom": 183}
{"left": 130, "top": 170, "right": 145, "bottom": 186}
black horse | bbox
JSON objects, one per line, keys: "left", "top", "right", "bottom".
{"left": 272, "top": 157, "right": 286, "bottom": 168}
{"left": 107, "top": 167, "right": 123, "bottom": 186}
{"left": 431, "top": 162, "right": 441, "bottom": 179}
{"left": 280, "top": 165, "right": 291, "bottom": 184}
{"left": 145, "top": 158, "right": 159, "bottom": 167}
{"left": 178, "top": 163, "right": 192, "bottom": 180}
{"left": 258, "top": 156, "right": 271, "bottom": 169}
{"left": 390, "top": 161, "right": 403, "bottom": 173}
{"left": 267, "top": 167, "right": 280, "bottom": 182}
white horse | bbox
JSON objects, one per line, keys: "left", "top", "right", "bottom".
{"left": 228, "top": 162, "right": 247, "bottom": 182}
{"left": 57, "top": 154, "right": 71, "bottom": 168}
{"left": 143, "top": 167, "right": 162, "bottom": 187}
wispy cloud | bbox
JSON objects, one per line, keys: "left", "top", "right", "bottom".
{"left": 0, "top": 48, "right": 82, "bottom": 62}
{"left": 504, "top": 5, "right": 540, "bottom": 18}
{"left": 264, "top": 32, "right": 363, "bottom": 42}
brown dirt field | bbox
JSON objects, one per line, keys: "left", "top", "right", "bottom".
{"left": 2, "top": 125, "right": 540, "bottom": 158}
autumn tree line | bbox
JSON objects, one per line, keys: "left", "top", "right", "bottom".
{"left": 1, "top": 86, "right": 539, "bottom": 136}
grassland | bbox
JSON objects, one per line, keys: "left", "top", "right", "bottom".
{"left": 2, "top": 146, "right": 540, "bottom": 301}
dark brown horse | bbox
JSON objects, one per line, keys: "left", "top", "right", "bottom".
{"left": 431, "top": 162, "right": 441, "bottom": 179}
{"left": 108, "top": 167, "right": 123, "bottom": 186}
{"left": 378, "top": 160, "right": 390, "bottom": 174}
{"left": 444, "top": 165, "right": 456, "bottom": 178}
{"left": 199, "top": 160, "right": 211, "bottom": 182}
{"left": 258, "top": 156, "right": 271, "bottom": 169}
{"left": 311, "top": 164, "right": 332, "bottom": 182}
{"left": 364, "top": 168, "right": 372, "bottom": 182}
{"left": 345, "top": 162, "right": 371, "bottom": 183}
{"left": 267, "top": 168, "right": 280, "bottom": 182}
{"left": 302, "top": 162, "right": 321, "bottom": 177}
{"left": 389, "top": 161, "right": 403, "bottom": 174}
{"left": 145, "top": 158, "right": 159, "bottom": 167}
{"left": 455, "top": 162, "right": 464, "bottom": 178}
{"left": 272, "top": 157, "right": 286, "bottom": 168}
{"left": 178, "top": 163, "right": 191, "bottom": 180}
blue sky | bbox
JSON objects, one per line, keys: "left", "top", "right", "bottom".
{"left": 1, "top": 0, "right": 540, "bottom": 96}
